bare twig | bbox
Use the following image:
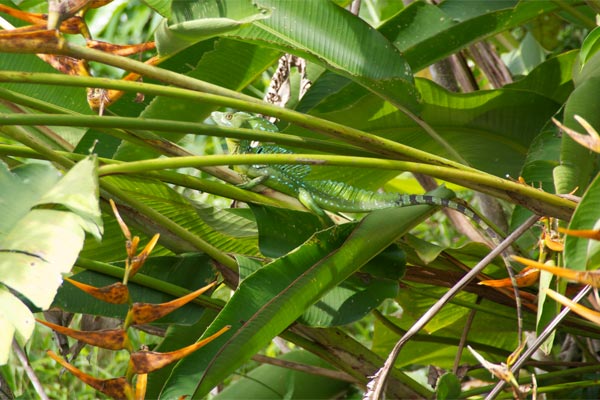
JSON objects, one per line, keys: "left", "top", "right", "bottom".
{"left": 252, "top": 354, "right": 359, "bottom": 383}
{"left": 453, "top": 296, "right": 482, "bottom": 374}
{"left": 11, "top": 339, "right": 50, "bottom": 400}
{"left": 485, "top": 285, "right": 594, "bottom": 399}
{"left": 366, "top": 214, "right": 539, "bottom": 399}
{"left": 349, "top": 0, "right": 361, "bottom": 15}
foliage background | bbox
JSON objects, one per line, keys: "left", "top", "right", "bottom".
{"left": 1, "top": 0, "right": 600, "bottom": 399}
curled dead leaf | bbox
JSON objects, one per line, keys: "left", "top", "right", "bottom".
{"left": 553, "top": 116, "right": 600, "bottom": 153}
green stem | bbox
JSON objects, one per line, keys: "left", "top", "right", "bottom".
{"left": 551, "top": 0, "right": 597, "bottom": 30}
{"left": 461, "top": 365, "right": 600, "bottom": 398}
{"left": 0, "top": 69, "right": 480, "bottom": 171}
{"left": 0, "top": 125, "right": 74, "bottom": 168}
{"left": 0, "top": 144, "right": 299, "bottom": 210}
{"left": 0, "top": 113, "right": 367, "bottom": 156}
{"left": 96, "top": 153, "right": 576, "bottom": 218}
{"left": 63, "top": 43, "right": 461, "bottom": 168}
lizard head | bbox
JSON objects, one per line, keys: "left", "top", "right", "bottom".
{"left": 211, "top": 111, "right": 254, "bottom": 128}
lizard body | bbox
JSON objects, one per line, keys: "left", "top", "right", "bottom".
{"left": 212, "top": 111, "right": 502, "bottom": 244}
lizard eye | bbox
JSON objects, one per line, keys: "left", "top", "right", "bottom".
{"left": 226, "top": 113, "right": 233, "bottom": 120}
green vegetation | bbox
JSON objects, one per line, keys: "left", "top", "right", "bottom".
{"left": 1, "top": 0, "right": 600, "bottom": 398}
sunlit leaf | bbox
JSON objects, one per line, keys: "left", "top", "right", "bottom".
{"left": 0, "top": 158, "right": 100, "bottom": 365}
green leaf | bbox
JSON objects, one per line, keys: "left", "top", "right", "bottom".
{"left": 502, "top": 32, "right": 546, "bottom": 76}
{"left": 157, "top": 0, "right": 271, "bottom": 55}
{"left": 436, "top": 372, "right": 461, "bottom": 400}
{"left": 0, "top": 158, "right": 100, "bottom": 364}
{"left": 103, "top": 175, "right": 260, "bottom": 256}
{"left": 141, "top": 0, "right": 172, "bottom": 18}
{"left": 291, "top": 78, "right": 560, "bottom": 182}
{"left": 505, "top": 50, "right": 576, "bottom": 112}
{"left": 536, "top": 265, "right": 558, "bottom": 355}
{"left": 300, "top": 275, "right": 399, "bottom": 327}
{"left": 563, "top": 172, "right": 600, "bottom": 271}
{"left": 212, "top": 350, "right": 351, "bottom": 399}
{"left": 250, "top": 204, "right": 323, "bottom": 258}
{"left": 553, "top": 74, "right": 600, "bottom": 196}
{"left": 580, "top": 26, "right": 600, "bottom": 67}
{"left": 159, "top": 187, "right": 454, "bottom": 398}
{"left": 163, "top": 0, "right": 419, "bottom": 113}
{"left": 380, "top": 0, "right": 559, "bottom": 71}
{"left": 114, "top": 38, "right": 281, "bottom": 161}
{"left": 372, "top": 294, "right": 519, "bottom": 369}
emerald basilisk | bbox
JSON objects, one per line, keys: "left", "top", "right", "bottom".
{"left": 211, "top": 111, "right": 503, "bottom": 246}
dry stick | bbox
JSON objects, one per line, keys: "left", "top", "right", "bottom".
{"left": 453, "top": 296, "right": 483, "bottom": 375}
{"left": 252, "top": 354, "right": 359, "bottom": 383}
{"left": 369, "top": 214, "right": 539, "bottom": 399}
{"left": 11, "top": 339, "right": 50, "bottom": 400}
{"left": 443, "top": 41, "right": 523, "bottom": 346}
{"left": 485, "top": 284, "right": 594, "bottom": 399}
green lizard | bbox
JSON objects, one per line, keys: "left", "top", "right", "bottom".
{"left": 211, "top": 111, "right": 503, "bottom": 245}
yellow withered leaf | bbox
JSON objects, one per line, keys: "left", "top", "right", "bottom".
{"left": 47, "top": 350, "right": 134, "bottom": 400}
{"left": 478, "top": 267, "right": 539, "bottom": 288}
{"left": 110, "top": 199, "right": 132, "bottom": 242}
{"left": 545, "top": 288, "right": 600, "bottom": 325}
{"left": 129, "top": 326, "right": 230, "bottom": 374}
{"left": 552, "top": 116, "right": 600, "bottom": 153}
{"left": 557, "top": 227, "right": 600, "bottom": 241}
{"left": 128, "top": 233, "right": 160, "bottom": 278}
{"left": 543, "top": 233, "right": 564, "bottom": 252}
{"left": 37, "top": 319, "right": 130, "bottom": 351}
{"left": 130, "top": 281, "right": 217, "bottom": 325}
{"left": 0, "top": 29, "right": 64, "bottom": 54}
{"left": 134, "top": 374, "right": 147, "bottom": 400}
{"left": 512, "top": 256, "right": 600, "bottom": 287}
{"left": 65, "top": 278, "right": 130, "bottom": 304}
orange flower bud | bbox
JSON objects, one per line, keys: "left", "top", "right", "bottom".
{"left": 478, "top": 267, "right": 539, "bottom": 288}
{"left": 130, "top": 326, "right": 230, "bottom": 374}
{"left": 65, "top": 278, "right": 129, "bottom": 304}
{"left": 37, "top": 319, "right": 130, "bottom": 351}
{"left": 47, "top": 350, "right": 133, "bottom": 400}
{"left": 130, "top": 282, "right": 217, "bottom": 325}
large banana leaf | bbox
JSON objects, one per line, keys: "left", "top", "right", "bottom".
{"left": 159, "top": 0, "right": 419, "bottom": 113}
{"left": 0, "top": 158, "right": 100, "bottom": 364}
{"left": 159, "top": 187, "right": 454, "bottom": 398}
